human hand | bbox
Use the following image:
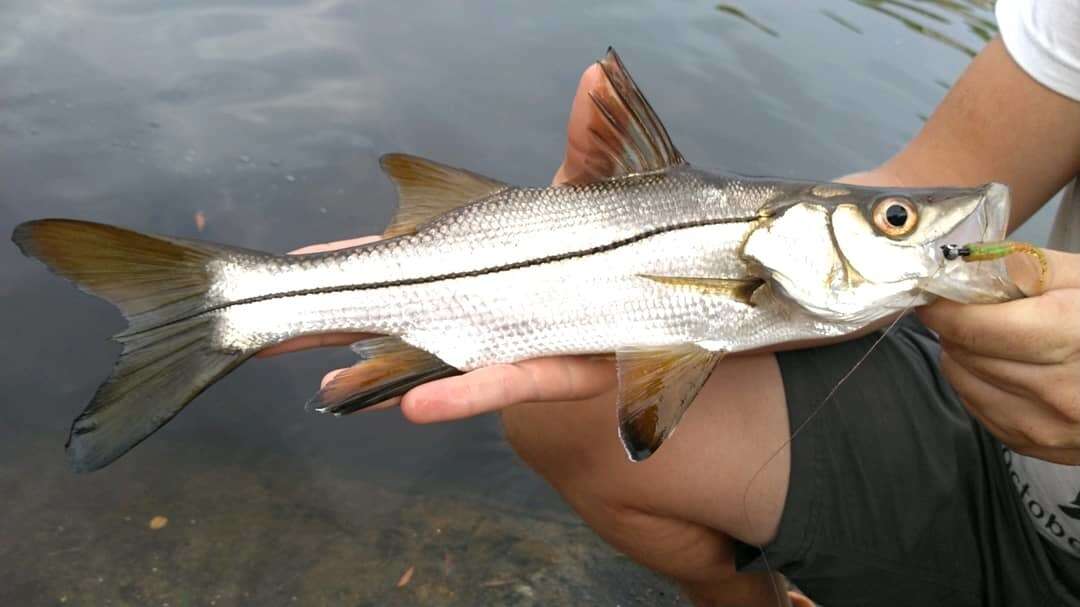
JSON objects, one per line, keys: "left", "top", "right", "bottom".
{"left": 260, "top": 63, "right": 621, "bottom": 422}
{"left": 917, "top": 249, "right": 1080, "bottom": 465}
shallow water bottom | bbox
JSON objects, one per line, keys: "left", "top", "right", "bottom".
{"left": 2, "top": 436, "right": 687, "bottom": 607}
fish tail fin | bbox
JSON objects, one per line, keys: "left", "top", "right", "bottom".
{"left": 12, "top": 219, "right": 263, "bottom": 472}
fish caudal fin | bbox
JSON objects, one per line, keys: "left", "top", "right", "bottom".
{"left": 307, "top": 336, "right": 459, "bottom": 415}
{"left": 12, "top": 219, "right": 262, "bottom": 472}
{"left": 68, "top": 317, "right": 250, "bottom": 472}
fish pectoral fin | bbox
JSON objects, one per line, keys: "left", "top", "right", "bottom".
{"left": 306, "top": 336, "right": 460, "bottom": 415}
{"left": 573, "top": 48, "right": 686, "bottom": 183}
{"left": 616, "top": 344, "right": 724, "bottom": 462}
{"left": 639, "top": 275, "right": 763, "bottom": 305}
{"left": 380, "top": 154, "right": 509, "bottom": 238}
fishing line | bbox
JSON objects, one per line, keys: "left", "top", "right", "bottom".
{"left": 740, "top": 263, "right": 945, "bottom": 607}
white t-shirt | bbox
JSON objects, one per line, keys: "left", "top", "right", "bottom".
{"left": 996, "top": 0, "right": 1080, "bottom": 558}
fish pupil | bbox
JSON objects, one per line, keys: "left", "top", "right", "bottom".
{"left": 885, "top": 205, "right": 908, "bottom": 228}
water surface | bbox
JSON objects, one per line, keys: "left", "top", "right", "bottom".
{"left": 1, "top": 1, "right": 1046, "bottom": 605}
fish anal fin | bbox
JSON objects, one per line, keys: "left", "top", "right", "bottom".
{"left": 639, "top": 275, "right": 763, "bottom": 305}
{"left": 616, "top": 344, "right": 724, "bottom": 461}
{"left": 578, "top": 48, "right": 685, "bottom": 182}
{"left": 307, "top": 336, "right": 460, "bottom": 415}
{"left": 379, "top": 154, "right": 508, "bottom": 238}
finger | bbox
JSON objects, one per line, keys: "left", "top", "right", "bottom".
{"left": 1007, "top": 248, "right": 1080, "bottom": 294}
{"left": 941, "top": 350, "right": 1039, "bottom": 447}
{"left": 918, "top": 249, "right": 1080, "bottom": 353}
{"left": 321, "top": 368, "right": 345, "bottom": 388}
{"left": 917, "top": 288, "right": 1080, "bottom": 363}
{"left": 400, "top": 356, "right": 615, "bottom": 423}
{"left": 941, "top": 350, "right": 1080, "bottom": 453}
{"left": 256, "top": 333, "right": 368, "bottom": 358}
{"left": 944, "top": 345, "right": 1080, "bottom": 422}
{"left": 288, "top": 235, "right": 382, "bottom": 255}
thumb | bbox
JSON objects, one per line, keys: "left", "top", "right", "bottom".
{"left": 553, "top": 63, "right": 612, "bottom": 186}
{"left": 1004, "top": 247, "right": 1080, "bottom": 295}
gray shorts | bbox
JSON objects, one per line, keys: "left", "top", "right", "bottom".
{"left": 738, "top": 316, "right": 1080, "bottom": 606}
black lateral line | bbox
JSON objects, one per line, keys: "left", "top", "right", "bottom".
{"left": 123, "top": 215, "right": 758, "bottom": 337}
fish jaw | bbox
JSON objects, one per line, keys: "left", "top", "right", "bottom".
{"left": 918, "top": 182, "right": 1025, "bottom": 303}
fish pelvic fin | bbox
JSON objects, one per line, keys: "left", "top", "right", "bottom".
{"left": 616, "top": 344, "right": 724, "bottom": 462}
{"left": 306, "top": 336, "right": 459, "bottom": 415}
{"left": 12, "top": 219, "right": 266, "bottom": 472}
{"left": 380, "top": 153, "right": 508, "bottom": 238}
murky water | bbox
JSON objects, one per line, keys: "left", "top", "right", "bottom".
{"left": 1, "top": 1, "right": 1051, "bottom": 605}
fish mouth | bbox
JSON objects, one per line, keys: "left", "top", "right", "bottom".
{"left": 921, "top": 182, "right": 1023, "bottom": 303}
{"left": 935, "top": 182, "right": 1009, "bottom": 247}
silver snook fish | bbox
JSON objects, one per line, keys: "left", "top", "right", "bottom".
{"left": 12, "top": 49, "right": 1021, "bottom": 471}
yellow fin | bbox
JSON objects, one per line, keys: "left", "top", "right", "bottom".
{"left": 380, "top": 153, "right": 508, "bottom": 237}
{"left": 639, "top": 275, "right": 762, "bottom": 304}
{"left": 616, "top": 344, "right": 724, "bottom": 461}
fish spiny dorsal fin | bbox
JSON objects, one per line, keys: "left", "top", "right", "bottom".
{"left": 380, "top": 153, "right": 508, "bottom": 238}
{"left": 616, "top": 344, "right": 724, "bottom": 461}
{"left": 581, "top": 48, "right": 685, "bottom": 181}
{"left": 639, "top": 275, "right": 763, "bottom": 304}
{"left": 306, "top": 336, "right": 459, "bottom": 415}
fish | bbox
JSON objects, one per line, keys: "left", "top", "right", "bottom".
{"left": 11, "top": 48, "right": 1023, "bottom": 473}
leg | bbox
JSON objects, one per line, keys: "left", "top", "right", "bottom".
{"left": 502, "top": 352, "right": 793, "bottom": 606}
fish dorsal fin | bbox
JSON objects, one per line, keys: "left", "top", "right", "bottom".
{"left": 581, "top": 48, "right": 685, "bottom": 181}
{"left": 639, "top": 275, "right": 762, "bottom": 304}
{"left": 616, "top": 344, "right": 724, "bottom": 461}
{"left": 380, "top": 153, "right": 508, "bottom": 238}
{"left": 306, "top": 336, "right": 459, "bottom": 415}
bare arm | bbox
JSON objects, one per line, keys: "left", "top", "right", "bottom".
{"left": 845, "top": 38, "right": 1080, "bottom": 228}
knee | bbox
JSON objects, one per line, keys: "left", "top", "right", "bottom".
{"left": 500, "top": 393, "right": 629, "bottom": 501}
{"left": 502, "top": 400, "right": 598, "bottom": 486}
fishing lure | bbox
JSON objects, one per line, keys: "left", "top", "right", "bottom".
{"left": 942, "top": 240, "right": 1048, "bottom": 294}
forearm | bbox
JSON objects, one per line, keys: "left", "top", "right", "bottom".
{"left": 848, "top": 38, "right": 1080, "bottom": 230}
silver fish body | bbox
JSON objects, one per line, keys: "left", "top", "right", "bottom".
{"left": 210, "top": 167, "right": 1008, "bottom": 369}
{"left": 216, "top": 167, "right": 789, "bottom": 366}
{"left": 11, "top": 48, "right": 1023, "bottom": 471}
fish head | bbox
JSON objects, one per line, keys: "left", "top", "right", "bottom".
{"left": 743, "top": 181, "right": 1019, "bottom": 325}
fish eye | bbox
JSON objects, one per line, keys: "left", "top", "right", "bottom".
{"left": 872, "top": 197, "right": 918, "bottom": 237}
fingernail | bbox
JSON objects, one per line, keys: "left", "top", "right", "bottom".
{"left": 320, "top": 369, "right": 344, "bottom": 389}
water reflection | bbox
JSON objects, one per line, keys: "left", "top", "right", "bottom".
{"left": 717, "top": 0, "right": 998, "bottom": 57}
{"left": 821, "top": 9, "right": 864, "bottom": 34}
{"left": 715, "top": 4, "right": 780, "bottom": 37}
{"left": 852, "top": 0, "right": 974, "bottom": 56}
